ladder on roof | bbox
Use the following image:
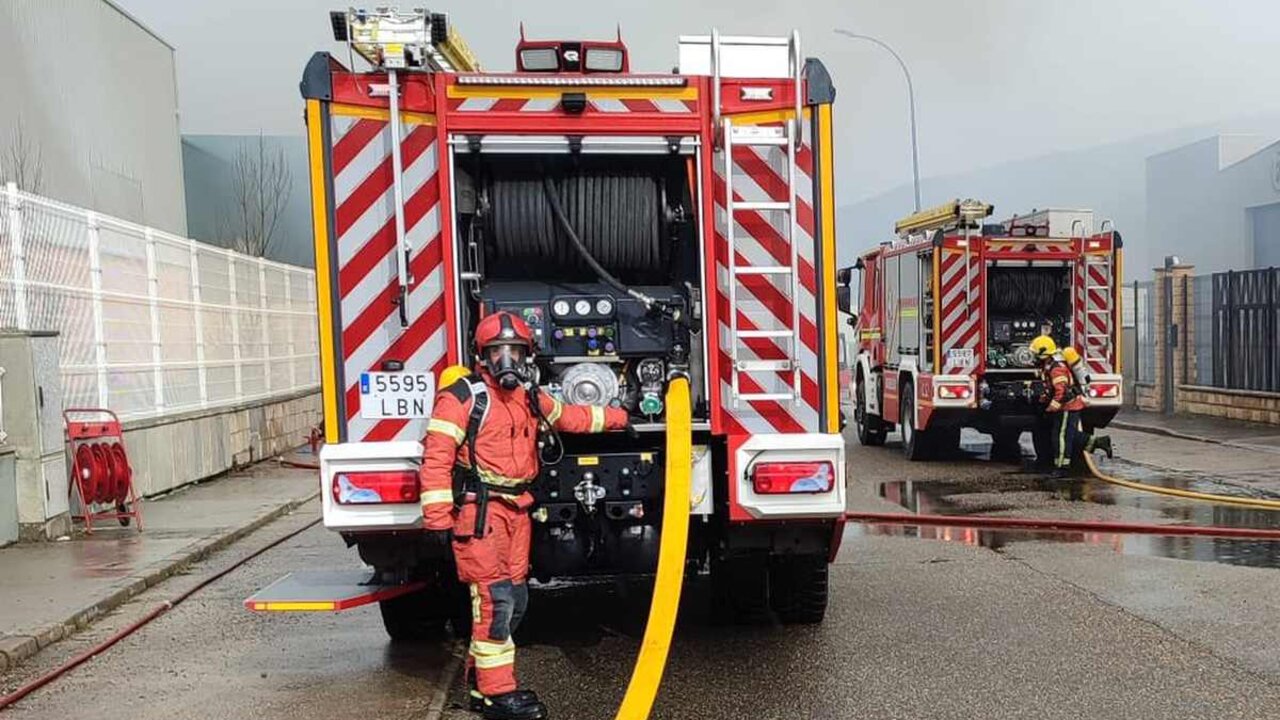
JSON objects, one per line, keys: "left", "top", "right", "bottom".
{"left": 710, "top": 30, "right": 806, "bottom": 406}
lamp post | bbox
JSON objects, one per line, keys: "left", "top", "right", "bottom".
{"left": 833, "top": 29, "right": 921, "bottom": 212}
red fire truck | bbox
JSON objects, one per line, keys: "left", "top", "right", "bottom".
{"left": 247, "top": 10, "right": 847, "bottom": 634}
{"left": 841, "top": 200, "right": 1123, "bottom": 461}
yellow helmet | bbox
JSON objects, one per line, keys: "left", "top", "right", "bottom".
{"left": 438, "top": 364, "right": 472, "bottom": 390}
{"left": 1060, "top": 346, "right": 1081, "bottom": 365}
{"left": 1029, "top": 335, "right": 1057, "bottom": 360}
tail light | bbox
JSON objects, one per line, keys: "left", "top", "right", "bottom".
{"left": 1086, "top": 383, "right": 1120, "bottom": 399}
{"left": 935, "top": 382, "right": 972, "bottom": 400}
{"left": 751, "top": 461, "right": 835, "bottom": 495}
{"left": 332, "top": 470, "right": 419, "bottom": 505}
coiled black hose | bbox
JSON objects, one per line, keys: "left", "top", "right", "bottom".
{"left": 487, "top": 170, "right": 663, "bottom": 273}
{"left": 989, "top": 269, "right": 1060, "bottom": 315}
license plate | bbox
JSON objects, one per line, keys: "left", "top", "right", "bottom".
{"left": 359, "top": 372, "right": 435, "bottom": 419}
{"left": 947, "top": 348, "right": 975, "bottom": 364}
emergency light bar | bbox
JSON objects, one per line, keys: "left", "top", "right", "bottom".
{"left": 895, "top": 198, "right": 993, "bottom": 236}
{"left": 455, "top": 74, "right": 687, "bottom": 87}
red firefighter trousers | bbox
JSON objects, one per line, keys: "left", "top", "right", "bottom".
{"left": 452, "top": 496, "right": 532, "bottom": 697}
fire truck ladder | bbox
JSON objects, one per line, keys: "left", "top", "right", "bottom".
{"left": 712, "top": 30, "right": 805, "bottom": 406}
{"left": 1083, "top": 252, "right": 1113, "bottom": 365}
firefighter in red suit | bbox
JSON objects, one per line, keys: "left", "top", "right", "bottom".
{"left": 419, "top": 311, "right": 628, "bottom": 720}
{"left": 1031, "top": 335, "right": 1087, "bottom": 478}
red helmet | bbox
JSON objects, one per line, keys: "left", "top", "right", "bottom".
{"left": 475, "top": 311, "right": 535, "bottom": 389}
{"left": 474, "top": 311, "right": 534, "bottom": 352}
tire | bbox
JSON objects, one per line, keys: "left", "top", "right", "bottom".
{"left": 769, "top": 555, "right": 829, "bottom": 625}
{"left": 855, "top": 376, "right": 887, "bottom": 446}
{"left": 990, "top": 430, "right": 1023, "bottom": 462}
{"left": 378, "top": 589, "right": 448, "bottom": 643}
{"left": 711, "top": 555, "right": 771, "bottom": 625}
{"left": 930, "top": 426, "right": 962, "bottom": 459}
{"left": 900, "top": 381, "right": 929, "bottom": 462}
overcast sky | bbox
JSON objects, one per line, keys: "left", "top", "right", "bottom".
{"left": 117, "top": 0, "right": 1280, "bottom": 202}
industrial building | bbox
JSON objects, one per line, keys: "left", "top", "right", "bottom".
{"left": 0, "top": 0, "right": 186, "bottom": 234}
{"left": 1146, "top": 134, "right": 1280, "bottom": 274}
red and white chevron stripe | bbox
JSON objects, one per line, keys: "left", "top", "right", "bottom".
{"left": 447, "top": 97, "right": 697, "bottom": 113}
{"left": 712, "top": 118, "right": 821, "bottom": 435}
{"left": 330, "top": 113, "right": 451, "bottom": 443}
{"left": 939, "top": 249, "right": 983, "bottom": 375}
{"left": 1082, "top": 256, "right": 1113, "bottom": 373}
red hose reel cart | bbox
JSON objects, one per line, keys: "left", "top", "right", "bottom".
{"left": 65, "top": 408, "right": 142, "bottom": 533}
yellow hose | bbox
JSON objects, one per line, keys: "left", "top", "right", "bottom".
{"left": 614, "top": 377, "right": 692, "bottom": 720}
{"left": 1083, "top": 452, "right": 1280, "bottom": 510}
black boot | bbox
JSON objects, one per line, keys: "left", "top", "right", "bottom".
{"left": 481, "top": 690, "right": 548, "bottom": 720}
{"left": 468, "top": 674, "right": 540, "bottom": 714}
{"left": 1089, "top": 435, "right": 1114, "bottom": 459}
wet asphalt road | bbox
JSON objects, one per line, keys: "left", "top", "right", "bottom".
{"left": 7, "top": 430, "right": 1280, "bottom": 719}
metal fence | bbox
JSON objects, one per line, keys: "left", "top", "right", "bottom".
{"left": 1205, "top": 268, "right": 1280, "bottom": 393}
{"left": 0, "top": 182, "right": 319, "bottom": 420}
{"left": 1133, "top": 280, "right": 1156, "bottom": 384}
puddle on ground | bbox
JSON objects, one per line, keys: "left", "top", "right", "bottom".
{"left": 866, "top": 460, "right": 1280, "bottom": 569}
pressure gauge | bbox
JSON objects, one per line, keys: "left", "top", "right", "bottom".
{"left": 595, "top": 298, "right": 614, "bottom": 315}
{"left": 552, "top": 299, "right": 571, "bottom": 317}
{"left": 574, "top": 299, "right": 592, "bottom": 316}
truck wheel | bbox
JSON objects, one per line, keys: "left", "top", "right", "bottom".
{"left": 900, "top": 381, "right": 929, "bottom": 462}
{"left": 769, "top": 555, "right": 829, "bottom": 625}
{"left": 378, "top": 589, "right": 448, "bottom": 643}
{"left": 711, "top": 555, "right": 770, "bottom": 625}
{"left": 990, "top": 430, "right": 1023, "bottom": 462}
{"left": 855, "top": 379, "right": 887, "bottom": 446}
{"left": 930, "top": 427, "right": 962, "bottom": 459}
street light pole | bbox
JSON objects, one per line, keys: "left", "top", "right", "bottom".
{"left": 833, "top": 29, "right": 921, "bottom": 212}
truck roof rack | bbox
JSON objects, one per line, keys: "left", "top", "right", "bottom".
{"left": 894, "top": 198, "right": 992, "bottom": 237}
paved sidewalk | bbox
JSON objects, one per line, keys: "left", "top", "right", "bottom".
{"left": 1113, "top": 407, "right": 1280, "bottom": 452}
{"left": 0, "top": 458, "right": 319, "bottom": 673}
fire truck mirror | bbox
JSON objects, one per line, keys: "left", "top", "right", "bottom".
{"left": 836, "top": 286, "right": 852, "bottom": 315}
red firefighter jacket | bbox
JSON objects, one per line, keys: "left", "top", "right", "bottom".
{"left": 419, "top": 372, "right": 628, "bottom": 530}
{"left": 1044, "top": 361, "right": 1086, "bottom": 413}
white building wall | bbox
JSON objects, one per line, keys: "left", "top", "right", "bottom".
{"left": 0, "top": 0, "right": 187, "bottom": 235}
{"left": 1146, "top": 136, "right": 1280, "bottom": 275}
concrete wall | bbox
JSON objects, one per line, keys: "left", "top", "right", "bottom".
{"left": 0, "top": 0, "right": 187, "bottom": 234}
{"left": 120, "top": 391, "right": 321, "bottom": 498}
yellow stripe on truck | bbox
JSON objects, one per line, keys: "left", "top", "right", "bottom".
{"left": 614, "top": 377, "right": 691, "bottom": 720}
{"left": 306, "top": 99, "right": 341, "bottom": 444}
{"left": 818, "top": 103, "right": 840, "bottom": 434}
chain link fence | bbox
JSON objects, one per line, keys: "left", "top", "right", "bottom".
{"left": 0, "top": 183, "right": 319, "bottom": 420}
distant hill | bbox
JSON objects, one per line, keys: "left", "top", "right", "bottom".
{"left": 836, "top": 117, "right": 1280, "bottom": 278}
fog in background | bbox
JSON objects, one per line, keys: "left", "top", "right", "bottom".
{"left": 117, "top": 0, "right": 1280, "bottom": 272}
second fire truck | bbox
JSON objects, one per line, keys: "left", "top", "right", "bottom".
{"left": 842, "top": 200, "right": 1124, "bottom": 461}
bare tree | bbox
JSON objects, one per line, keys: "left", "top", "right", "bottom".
{"left": 226, "top": 133, "right": 293, "bottom": 257}
{"left": 2, "top": 119, "right": 45, "bottom": 194}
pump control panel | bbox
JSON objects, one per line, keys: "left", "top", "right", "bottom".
{"left": 479, "top": 282, "right": 684, "bottom": 360}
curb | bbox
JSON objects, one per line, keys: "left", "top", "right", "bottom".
{"left": 1112, "top": 419, "right": 1280, "bottom": 456}
{"left": 0, "top": 492, "right": 319, "bottom": 675}
{"left": 1110, "top": 420, "right": 1224, "bottom": 446}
